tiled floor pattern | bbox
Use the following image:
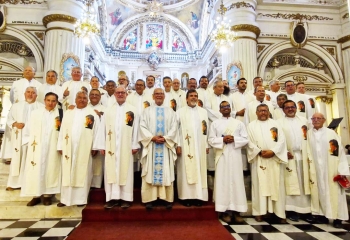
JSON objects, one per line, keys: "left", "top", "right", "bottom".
{"left": 1, "top": 218, "right": 350, "bottom": 239}
{"left": 221, "top": 217, "right": 350, "bottom": 240}
{"left": 0, "top": 219, "right": 80, "bottom": 240}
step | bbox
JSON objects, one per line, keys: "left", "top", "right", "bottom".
{"left": 82, "top": 202, "right": 217, "bottom": 222}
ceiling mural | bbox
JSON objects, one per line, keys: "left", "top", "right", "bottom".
{"left": 170, "top": 0, "right": 204, "bottom": 43}
{"left": 105, "top": 0, "right": 137, "bottom": 37}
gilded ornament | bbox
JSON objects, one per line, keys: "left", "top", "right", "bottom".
{"left": 227, "top": 1, "right": 255, "bottom": 11}
{"left": 325, "top": 47, "right": 335, "bottom": 56}
{"left": 42, "top": 14, "right": 77, "bottom": 28}
{"left": 315, "top": 96, "right": 333, "bottom": 104}
{"left": 34, "top": 32, "right": 44, "bottom": 41}
{"left": 342, "top": 13, "right": 349, "bottom": 19}
{"left": 314, "top": 58, "right": 324, "bottom": 70}
{"left": 231, "top": 24, "right": 260, "bottom": 37}
{"left": 337, "top": 35, "right": 350, "bottom": 44}
{"left": 257, "top": 45, "right": 266, "bottom": 53}
{"left": 258, "top": 13, "right": 333, "bottom": 21}
{"left": 292, "top": 75, "right": 307, "bottom": 82}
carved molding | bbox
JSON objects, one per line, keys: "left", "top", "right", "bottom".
{"left": 0, "top": 0, "right": 43, "bottom": 4}
{"left": 315, "top": 96, "right": 333, "bottom": 104}
{"left": 337, "top": 35, "right": 350, "bottom": 44}
{"left": 257, "top": 45, "right": 266, "bottom": 53}
{"left": 34, "top": 32, "right": 44, "bottom": 41}
{"left": 293, "top": 75, "right": 307, "bottom": 82}
{"left": 266, "top": 54, "right": 314, "bottom": 68}
{"left": 231, "top": 24, "right": 260, "bottom": 38}
{"left": 0, "top": 40, "right": 34, "bottom": 57}
{"left": 258, "top": 13, "right": 333, "bottom": 21}
{"left": 42, "top": 14, "right": 77, "bottom": 28}
{"left": 227, "top": 1, "right": 255, "bottom": 11}
{"left": 0, "top": 77, "right": 20, "bottom": 82}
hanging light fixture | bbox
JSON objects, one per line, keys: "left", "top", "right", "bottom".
{"left": 210, "top": 0, "right": 236, "bottom": 50}
{"left": 75, "top": 0, "right": 100, "bottom": 41}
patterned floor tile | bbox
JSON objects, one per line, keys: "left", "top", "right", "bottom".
{"left": 0, "top": 228, "right": 27, "bottom": 238}
{"left": 252, "top": 225, "right": 280, "bottom": 233}
{"left": 307, "top": 232, "right": 343, "bottom": 240}
{"left": 229, "top": 224, "right": 260, "bottom": 233}
{"left": 41, "top": 228, "right": 74, "bottom": 237}
{"left": 261, "top": 233, "right": 293, "bottom": 240}
{"left": 271, "top": 224, "right": 304, "bottom": 233}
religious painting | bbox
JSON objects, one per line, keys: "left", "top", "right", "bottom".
{"left": 125, "top": 111, "right": 134, "bottom": 127}
{"left": 170, "top": 99, "right": 177, "bottom": 111}
{"left": 143, "top": 101, "right": 150, "bottom": 108}
{"left": 202, "top": 120, "right": 207, "bottom": 135}
{"left": 105, "top": 0, "right": 137, "bottom": 37}
{"left": 309, "top": 98, "right": 315, "bottom": 108}
{"left": 181, "top": 72, "right": 189, "bottom": 89}
{"left": 121, "top": 28, "right": 137, "bottom": 51}
{"left": 297, "top": 100, "right": 305, "bottom": 112}
{"left": 85, "top": 115, "right": 94, "bottom": 129}
{"left": 301, "top": 125, "right": 307, "bottom": 140}
{"left": 329, "top": 139, "right": 339, "bottom": 156}
{"left": 146, "top": 24, "right": 163, "bottom": 50}
{"left": 171, "top": 1, "right": 204, "bottom": 43}
{"left": 172, "top": 31, "right": 186, "bottom": 52}
{"left": 226, "top": 62, "right": 243, "bottom": 89}
{"left": 55, "top": 116, "right": 61, "bottom": 131}
{"left": 60, "top": 53, "right": 80, "bottom": 84}
{"left": 270, "top": 127, "right": 278, "bottom": 142}
{"left": 290, "top": 21, "right": 308, "bottom": 48}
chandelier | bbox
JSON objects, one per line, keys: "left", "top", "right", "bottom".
{"left": 210, "top": 0, "right": 236, "bottom": 49}
{"left": 74, "top": 0, "right": 100, "bottom": 40}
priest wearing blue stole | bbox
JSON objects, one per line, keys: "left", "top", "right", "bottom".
{"left": 139, "top": 88, "right": 178, "bottom": 210}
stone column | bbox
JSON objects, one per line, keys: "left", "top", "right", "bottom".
{"left": 218, "top": 0, "right": 259, "bottom": 91}
{"left": 43, "top": 0, "right": 86, "bottom": 84}
{"left": 330, "top": 85, "right": 349, "bottom": 144}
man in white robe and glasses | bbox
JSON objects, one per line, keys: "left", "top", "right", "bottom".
{"left": 307, "top": 113, "right": 349, "bottom": 228}
{"left": 139, "top": 88, "right": 178, "bottom": 210}
{"left": 247, "top": 104, "right": 288, "bottom": 223}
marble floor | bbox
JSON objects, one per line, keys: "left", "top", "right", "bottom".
{"left": 1, "top": 217, "right": 350, "bottom": 240}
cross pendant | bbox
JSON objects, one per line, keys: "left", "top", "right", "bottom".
{"left": 65, "top": 133, "right": 69, "bottom": 145}
{"left": 108, "top": 130, "right": 112, "bottom": 141}
{"left": 31, "top": 139, "right": 37, "bottom": 152}
{"left": 15, "top": 129, "right": 19, "bottom": 140}
{"left": 185, "top": 133, "right": 191, "bottom": 146}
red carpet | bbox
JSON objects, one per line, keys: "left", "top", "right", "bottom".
{"left": 67, "top": 188, "right": 234, "bottom": 240}
{"left": 68, "top": 220, "right": 234, "bottom": 240}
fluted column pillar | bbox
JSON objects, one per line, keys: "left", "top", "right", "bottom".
{"left": 43, "top": 0, "right": 85, "bottom": 84}
{"left": 218, "top": 0, "right": 259, "bottom": 91}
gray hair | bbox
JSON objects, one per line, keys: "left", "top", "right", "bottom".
{"left": 213, "top": 80, "right": 223, "bottom": 87}
{"left": 76, "top": 90, "right": 88, "bottom": 97}
{"left": 71, "top": 66, "right": 82, "bottom": 72}
{"left": 269, "top": 79, "right": 279, "bottom": 87}
{"left": 26, "top": 86, "right": 37, "bottom": 94}
{"left": 46, "top": 70, "right": 58, "bottom": 78}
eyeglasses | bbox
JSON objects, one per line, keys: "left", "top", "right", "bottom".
{"left": 72, "top": 71, "right": 82, "bottom": 74}
{"left": 115, "top": 92, "right": 126, "bottom": 95}
{"left": 311, "top": 117, "right": 325, "bottom": 121}
{"left": 284, "top": 106, "right": 296, "bottom": 110}
{"left": 220, "top": 105, "right": 231, "bottom": 109}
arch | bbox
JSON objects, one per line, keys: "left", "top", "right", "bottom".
{"left": 2, "top": 26, "right": 44, "bottom": 72}
{"left": 257, "top": 41, "right": 343, "bottom": 84}
{"left": 110, "top": 13, "right": 198, "bottom": 51}
{"left": 0, "top": 57, "right": 24, "bottom": 71}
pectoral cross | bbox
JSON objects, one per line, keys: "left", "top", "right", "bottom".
{"left": 185, "top": 133, "right": 191, "bottom": 146}
{"left": 108, "top": 130, "right": 112, "bottom": 141}
{"left": 65, "top": 133, "right": 69, "bottom": 145}
{"left": 15, "top": 129, "right": 19, "bottom": 140}
{"left": 31, "top": 138, "right": 37, "bottom": 152}
{"left": 65, "top": 102, "right": 69, "bottom": 110}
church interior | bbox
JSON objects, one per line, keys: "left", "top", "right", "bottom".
{"left": 1, "top": 0, "right": 350, "bottom": 239}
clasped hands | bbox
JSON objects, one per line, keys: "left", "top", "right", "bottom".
{"left": 259, "top": 150, "right": 275, "bottom": 158}
{"left": 223, "top": 135, "right": 234, "bottom": 144}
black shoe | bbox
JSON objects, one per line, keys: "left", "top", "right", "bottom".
{"left": 333, "top": 219, "right": 343, "bottom": 228}
{"left": 287, "top": 212, "right": 299, "bottom": 222}
{"left": 27, "top": 197, "right": 41, "bottom": 206}
{"left": 301, "top": 214, "right": 315, "bottom": 223}
{"left": 165, "top": 202, "right": 172, "bottom": 210}
{"left": 104, "top": 200, "right": 120, "bottom": 209}
{"left": 182, "top": 200, "right": 191, "bottom": 207}
{"left": 194, "top": 200, "right": 203, "bottom": 207}
{"left": 145, "top": 203, "right": 153, "bottom": 210}
{"left": 315, "top": 215, "right": 329, "bottom": 224}
{"left": 121, "top": 201, "right": 131, "bottom": 209}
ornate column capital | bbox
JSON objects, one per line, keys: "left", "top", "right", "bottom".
{"left": 43, "top": 14, "right": 77, "bottom": 28}
{"left": 231, "top": 24, "right": 260, "bottom": 38}
{"left": 315, "top": 96, "right": 333, "bottom": 104}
